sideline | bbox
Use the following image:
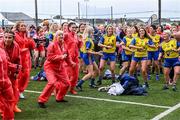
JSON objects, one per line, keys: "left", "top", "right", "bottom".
{"left": 151, "top": 103, "right": 180, "bottom": 120}
{"left": 25, "top": 90, "right": 171, "bottom": 109}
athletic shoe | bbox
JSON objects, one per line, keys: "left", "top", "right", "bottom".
{"left": 76, "top": 85, "right": 82, "bottom": 91}
{"left": 89, "top": 84, "right": 97, "bottom": 88}
{"left": 98, "top": 86, "right": 110, "bottom": 92}
{"left": 40, "top": 77, "right": 45, "bottom": 81}
{"left": 143, "top": 82, "right": 149, "bottom": 89}
{"left": 162, "top": 85, "right": 169, "bottom": 90}
{"left": 30, "top": 76, "right": 34, "bottom": 80}
{"left": 172, "top": 85, "right": 177, "bottom": 92}
{"left": 156, "top": 75, "right": 159, "bottom": 81}
{"left": 19, "top": 93, "right": 25, "bottom": 99}
{"left": 38, "top": 102, "right": 47, "bottom": 108}
{"left": 56, "top": 99, "right": 68, "bottom": 103}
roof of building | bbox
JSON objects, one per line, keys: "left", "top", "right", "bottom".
{"left": 0, "top": 12, "right": 35, "bottom": 25}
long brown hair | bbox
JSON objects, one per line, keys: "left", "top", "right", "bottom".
{"left": 4, "top": 28, "right": 15, "bottom": 39}
{"left": 138, "top": 27, "right": 150, "bottom": 39}
{"left": 14, "top": 21, "right": 25, "bottom": 32}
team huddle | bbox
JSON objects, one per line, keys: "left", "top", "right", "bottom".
{"left": 0, "top": 20, "right": 180, "bottom": 120}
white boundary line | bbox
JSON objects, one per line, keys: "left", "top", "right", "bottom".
{"left": 25, "top": 90, "right": 171, "bottom": 109}
{"left": 151, "top": 103, "right": 180, "bottom": 120}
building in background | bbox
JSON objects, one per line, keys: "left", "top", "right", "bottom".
{"left": 0, "top": 12, "right": 35, "bottom": 26}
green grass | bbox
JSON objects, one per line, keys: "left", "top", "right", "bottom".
{"left": 15, "top": 68, "right": 180, "bottom": 120}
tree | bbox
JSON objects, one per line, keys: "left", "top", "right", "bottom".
{"left": 53, "top": 15, "right": 64, "bottom": 19}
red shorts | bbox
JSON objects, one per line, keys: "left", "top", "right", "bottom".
{"left": 35, "top": 45, "right": 45, "bottom": 52}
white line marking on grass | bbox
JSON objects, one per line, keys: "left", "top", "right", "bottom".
{"left": 25, "top": 90, "right": 171, "bottom": 109}
{"left": 151, "top": 103, "right": 180, "bottom": 120}
{"left": 65, "top": 94, "right": 171, "bottom": 109}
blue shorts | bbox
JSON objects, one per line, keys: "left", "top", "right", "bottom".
{"left": 122, "top": 54, "right": 132, "bottom": 62}
{"left": 101, "top": 52, "right": 116, "bottom": 61}
{"left": 79, "top": 51, "right": 83, "bottom": 59}
{"left": 83, "top": 53, "right": 95, "bottom": 65}
{"left": 164, "top": 58, "right": 180, "bottom": 68}
{"left": 148, "top": 51, "right": 159, "bottom": 61}
{"left": 132, "top": 56, "right": 147, "bottom": 62}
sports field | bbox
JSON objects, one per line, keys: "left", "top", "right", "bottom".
{"left": 15, "top": 69, "right": 180, "bottom": 120}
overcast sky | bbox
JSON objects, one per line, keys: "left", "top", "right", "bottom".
{"left": 0, "top": 0, "right": 180, "bottom": 21}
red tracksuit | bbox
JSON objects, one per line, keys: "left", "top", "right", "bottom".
{"left": 38, "top": 41, "right": 73, "bottom": 103}
{"left": 0, "top": 48, "right": 14, "bottom": 120}
{"left": 0, "top": 41, "right": 21, "bottom": 108}
{"left": 15, "top": 32, "right": 35, "bottom": 93}
{"left": 64, "top": 32, "right": 82, "bottom": 89}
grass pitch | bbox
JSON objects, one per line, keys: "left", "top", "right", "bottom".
{"left": 14, "top": 68, "right": 180, "bottom": 120}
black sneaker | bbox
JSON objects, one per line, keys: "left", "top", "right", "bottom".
{"left": 143, "top": 82, "right": 149, "bottom": 89}
{"left": 172, "top": 85, "right": 177, "bottom": 92}
{"left": 76, "top": 85, "right": 82, "bottom": 91}
{"left": 89, "top": 84, "right": 97, "bottom": 88}
{"left": 162, "top": 85, "right": 169, "bottom": 90}
{"left": 56, "top": 99, "right": 68, "bottom": 103}
{"left": 38, "top": 102, "right": 47, "bottom": 108}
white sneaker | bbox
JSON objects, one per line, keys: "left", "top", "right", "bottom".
{"left": 30, "top": 76, "right": 34, "bottom": 80}
{"left": 40, "top": 77, "right": 45, "bottom": 81}
{"left": 19, "top": 93, "right": 25, "bottom": 99}
{"left": 98, "top": 86, "right": 110, "bottom": 92}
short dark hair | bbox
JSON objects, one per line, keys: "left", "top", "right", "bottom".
{"left": 68, "top": 22, "right": 76, "bottom": 31}
{"left": 157, "top": 25, "right": 164, "bottom": 32}
{"left": 61, "top": 22, "right": 68, "bottom": 27}
{"left": 68, "top": 22, "right": 76, "bottom": 28}
{"left": 150, "top": 24, "right": 157, "bottom": 30}
{"left": 79, "top": 23, "right": 86, "bottom": 29}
